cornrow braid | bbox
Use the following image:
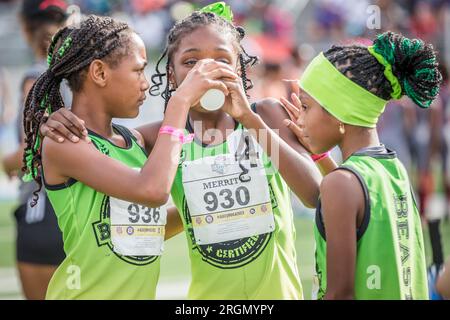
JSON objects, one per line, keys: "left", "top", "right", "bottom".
{"left": 22, "top": 15, "right": 133, "bottom": 206}
{"left": 323, "top": 31, "right": 442, "bottom": 107}
{"left": 149, "top": 11, "right": 258, "bottom": 110}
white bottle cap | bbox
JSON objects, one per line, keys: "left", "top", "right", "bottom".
{"left": 200, "top": 89, "right": 225, "bottom": 111}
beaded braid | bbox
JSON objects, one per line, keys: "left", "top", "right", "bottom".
{"left": 149, "top": 11, "right": 258, "bottom": 110}
{"left": 323, "top": 31, "right": 442, "bottom": 108}
{"left": 22, "top": 15, "right": 133, "bottom": 206}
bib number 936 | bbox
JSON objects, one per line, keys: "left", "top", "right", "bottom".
{"left": 127, "top": 204, "right": 160, "bottom": 224}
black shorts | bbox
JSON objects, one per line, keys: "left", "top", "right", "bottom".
{"left": 14, "top": 195, "right": 65, "bottom": 265}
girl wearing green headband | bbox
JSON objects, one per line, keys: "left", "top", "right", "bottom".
{"left": 283, "top": 31, "right": 442, "bottom": 299}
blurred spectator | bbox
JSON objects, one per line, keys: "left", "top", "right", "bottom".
{"left": 76, "top": 0, "right": 115, "bottom": 15}
{"left": 0, "top": 66, "right": 13, "bottom": 128}
{"left": 441, "top": 62, "right": 450, "bottom": 220}
{"left": 1, "top": 0, "right": 68, "bottom": 300}
{"left": 378, "top": 99, "right": 414, "bottom": 169}
{"left": 410, "top": 1, "right": 439, "bottom": 41}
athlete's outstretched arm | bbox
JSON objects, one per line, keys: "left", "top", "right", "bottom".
{"left": 39, "top": 59, "right": 237, "bottom": 155}
{"left": 39, "top": 108, "right": 162, "bottom": 155}
{"left": 320, "top": 170, "right": 364, "bottom": 300}
{"left": 41, "top": 60, "right": 237, "bottom": 207}
{"left": 42, "top": 94, "right": 191, "bottom": 208}
{"left": 223, "top": 78, "right": 323, "bottom": 208}
{"left": 251, "top": 98, "right": 324, "bottom": 207}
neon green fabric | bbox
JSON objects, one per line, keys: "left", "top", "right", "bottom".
{"left": 44, "top": 125, "right": 161, "bottom": 300}
{"left": 171, "top": 123, "right": 303, "bottom": 299}
{"left": 313, "top": 147, "right": 428, "bottom": 299}
{"left": 367, "top": 46, "right": 402, "bottom": 99}
{"left": 199, "top": 1, "right": 233, "bottom": 21}
{"left": 299, "top": 52, "right": 387, "bottom": 128}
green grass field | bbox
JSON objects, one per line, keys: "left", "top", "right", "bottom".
{"left": 1, "top": 200, "right": 450, "bottom": 299}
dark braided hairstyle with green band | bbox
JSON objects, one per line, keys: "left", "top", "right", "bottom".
{"left": 23, "top": 15, "right": 134, "bottom": 206}
{"left": 149, "top": 11, "right": 258, "bottom": 110}
{"left": 324, "top": 31, "right": 442, "bottom": 108}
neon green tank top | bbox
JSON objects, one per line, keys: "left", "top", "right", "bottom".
{"left": 171, "top": 115, "right": 303, "bottom": 300}
{"left": 313, "top": 146, "right": 428, "bottom": 300}
{"left": 44, "top": 124, "right": 162, "bottom": 300}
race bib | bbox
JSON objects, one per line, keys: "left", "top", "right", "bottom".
{"left": 182, "top": 132, "right": 275, "bottom": 244}
{"left": 110, "top": 197, "right": 167, "bottom": 256}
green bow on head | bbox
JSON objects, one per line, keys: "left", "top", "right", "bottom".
{"left": 199, "top": 1, "right": 233, "bottom": 22}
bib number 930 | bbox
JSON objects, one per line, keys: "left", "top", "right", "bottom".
{"left": 204, "top": 186, "right": 250, "bottom": 212}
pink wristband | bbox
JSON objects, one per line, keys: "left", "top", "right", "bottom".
{"left": 159, "top": 126, "right": 194, "bottom": 144}
{"left": 311, "top": 151, "right": 330, "bottom": 162}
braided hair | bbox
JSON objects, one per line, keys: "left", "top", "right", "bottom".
{"left": 323, "top": 31, "right": 442, "bottom": 108}
{"left": 149, "top": 11, "right": 258, "bottom": 110}
{"left": 23, "top": 15, "right": 133, "bottom": 206}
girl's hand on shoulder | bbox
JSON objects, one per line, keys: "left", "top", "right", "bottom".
{"left": 40, "top": 108, "right": 90, "bottom": 144}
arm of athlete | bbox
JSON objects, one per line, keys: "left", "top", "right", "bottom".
{"left": 320, "top": 170, "right": 364, "bottom": 300}
{"left": 222, "top": 78, "right": 323, "bottom": 208}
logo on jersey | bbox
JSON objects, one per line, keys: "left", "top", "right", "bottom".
{"left": 91, "top": 139, "right": 110, "bottom": 156}
{"left": 211, "top": 155, "right": 231, "bottom": 175}
{"left": 182, "top": 183, "right": 278, "bottom": 269}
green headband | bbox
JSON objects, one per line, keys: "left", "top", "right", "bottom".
{"left": 299, "top": 52, "right": 387, "bottom": 128}
{"left": 199, "top": 1, "right": 233, "bottom": 21}
{"left": 367, "top": 45, "right": 402, "bottom": 99}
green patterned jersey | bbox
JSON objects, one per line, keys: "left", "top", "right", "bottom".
{"left": 314, "top": 146, "right": 428, "bottom": 300}
{"left": 171, "top": 119, "right": 303, "bottom": 300}
{"left": 44, "top": 124, "right": 162, "bottom": 300}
